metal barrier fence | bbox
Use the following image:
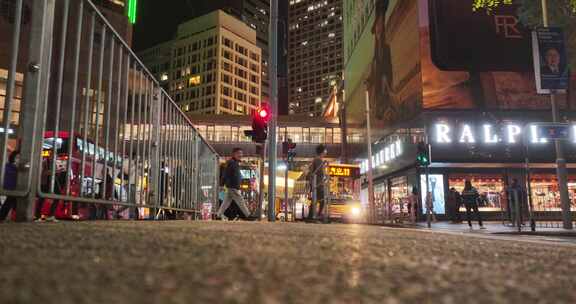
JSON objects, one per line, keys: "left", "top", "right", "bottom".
{"left": 0, "top": 0, "right": 219, "bottom": 221}
{"left": 501, "top": 187, "right": 576, "bottom": 231}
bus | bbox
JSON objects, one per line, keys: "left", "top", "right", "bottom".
{"left": 38, "top": 131, "right": 134, "bottom": 220}
{"left": 295, "top": 163, "right": 363, "bottom": 223}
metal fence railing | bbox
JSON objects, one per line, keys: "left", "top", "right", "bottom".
{"left": 0, "top": 0, "right": 219, "bottom": 221}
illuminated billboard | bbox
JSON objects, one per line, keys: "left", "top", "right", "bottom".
{"left": 343, "top": 0, "right": 575, "bottom": 130}
{"left": 127, "top": 0, "right": 137, "bottom": 24}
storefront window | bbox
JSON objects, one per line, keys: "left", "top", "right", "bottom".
{"left": 239, "top": 126, "right": 251, "bottom": 142}
{"left": 333, "top": 128, "right": 342, "bottom": 144}
{"left": 206, "top": 125, "right": 215, "bottom": 141}
{"left": 278, "top": 127, "right": 287, "bottom": 142}
{"left": 374, "top": 183, "right": 388, "bottom": 222}
{"left": 530, "top": 174, "right": 576, "bottom": 211}
{"left": 420, "top": 174, "right": 445, "bottom": 214}
{"left": 231, "top": 126, "right": 239, "bottom": 142}
{"left": 215, "top": 125, "right": 231, "bottom": 142}
{"left": 325, "top": 128, "right": 333, "bottom": 144}
{"left": 390, "top": 176, "right": 409, "bottom": 214}
{"left": 449, "top": 174, "right": 504, "bottom": 211}
{"left": 302, "top": 128, "right": 311, "bottom": 143}
{"left": 287, "top": 127, "right": 302, "bottom": 143}
{"left": 310, "top": 128, "right": 325, "bottom": 143}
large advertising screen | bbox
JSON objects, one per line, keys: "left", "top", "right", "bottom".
{"left": 422, "top": 0, "right": 574, "bottom": 111}
{"left": 420, "top": 174, "right": 445, "bottom": 214}
{"left": 344, "top": 0, "right": 575, "bottom": 130}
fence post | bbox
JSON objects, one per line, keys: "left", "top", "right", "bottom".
{"left": 192, "top": 135, "right": 199, "bottom": 219}
{"left": 16, "top": 0, "right": 56, "bottom": 222}
{"left": 148, "top": 87, "right": 162, "bottom": 219}
{"left": 513, "top": 190, "right": 522, "bottom": 232}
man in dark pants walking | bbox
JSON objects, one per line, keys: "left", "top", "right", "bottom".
{"left": 217, "top": 148, "right": 250, "bottom": 220}
{"left": 507, "top": 179, "right": 527, "bottom": 226}
{"left": 461, "top": 180, "right": 485, "bottom": 229}
{"left": 307, "top": 145, "right": 327, "bottom": 221}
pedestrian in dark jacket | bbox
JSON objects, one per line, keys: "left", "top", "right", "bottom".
{"left": 307, "top": 144, "right": 327, "bottom": 221}
{"left": 447, "top": 188, "right": 462, "bottom": 223}
{"left": 461, "top": 180, "right": 485, "bottom": 229}
{"left": 507, "top": 179, "right": 527, "bottom": 226}
{"left": 0, "top": 151, "right": 20, "bottom": 221}
{"left": 217, "top": 148, "right": 250, "bottom": 220}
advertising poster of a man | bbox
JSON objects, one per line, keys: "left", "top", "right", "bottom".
{"left": 541, "top": 48, "right": 566, "bottom": 75}
{"left": 534, "top": 27, "right": 571, "bottom": 92}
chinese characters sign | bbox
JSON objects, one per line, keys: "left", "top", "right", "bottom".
{"left": 327, "top": 165, "right": 360, "bottom": 178}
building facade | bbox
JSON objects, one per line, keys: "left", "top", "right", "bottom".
{"left": 137, "top": 40, "right": 172, "bottom": 90}
{"left": 186, "top": 0, "right": 271, "bottom": 103}
{"left": 187, "top": 114, "right": 365, "bottom": 161}
{"left": 345, "top": 0, "right": 576, "bottom": 221}
{"left": 139, "top": 10, "right": 262, "bottom": 115}
{"left": 287, "top": 0, "right": 344, "bottom": 117}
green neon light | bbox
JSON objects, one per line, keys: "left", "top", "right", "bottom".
{"left": 127, "top": 0, "right": 137, "bottom": 24}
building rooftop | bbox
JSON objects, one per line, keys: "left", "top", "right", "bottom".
{"left": 176, "top": 10, "right": 257, "bottom": 44}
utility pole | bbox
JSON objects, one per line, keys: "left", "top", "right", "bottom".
{"left": 340, "top": 88, "right": 349, "bottom": 163}
{"left": 541, "top": 0, "right": 572, "bottom": 229}
{"left": 364, "top": 85, "right": 375, "bottom": 224}
{"left": 258, "top": 143, "right": 266, "bottom": 221}
{"left": 267, "top": 0, "right": 279, "bottom": 222}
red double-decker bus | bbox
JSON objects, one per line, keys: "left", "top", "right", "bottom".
{"left": 38, "top": 131, "right": 128, "bottom": 220}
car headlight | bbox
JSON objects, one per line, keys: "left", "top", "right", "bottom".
{"left": 351, "top": 206, "right": 361, "bottom": 216}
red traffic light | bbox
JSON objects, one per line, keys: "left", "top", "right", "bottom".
{"left": 258, "top": 108, "right": 268, "bottom": 119}
{"left": 255, "top": 103, "right": 271, "bottom": 122}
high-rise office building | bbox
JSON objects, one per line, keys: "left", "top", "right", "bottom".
{"left": 186, "top": 1, "right": 272, "bottom": 102}
{"left": 135, "top": 0, "right": 272, "bottom": 106}
{"left": 161, "top": 10, "right": 262, "bottom": 115}
{"left": 287, "top": 0, "right": 344, "bottom": 116}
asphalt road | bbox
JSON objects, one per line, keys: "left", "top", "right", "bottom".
{"left": 1, "top": 221, "right": 576, "bottom": 304}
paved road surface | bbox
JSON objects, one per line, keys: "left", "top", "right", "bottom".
{"left": 1, "top": 221, "right": 575, "bottom": 303}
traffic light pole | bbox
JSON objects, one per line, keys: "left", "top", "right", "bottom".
{"left": 284, "top": 155, "right": 289, "bottom": 221}
{"left": 364, "top": 87, "right": 375, "bottom": 224}
{"left": 258, "top": 143, "right": 266, "bottom": 221}
{"left": 267, "top": 0, "right": 279, "bottom": 222}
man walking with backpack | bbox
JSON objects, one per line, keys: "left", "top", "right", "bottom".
{"left": 217, "top": 148, "right": 250, "bottom": 220}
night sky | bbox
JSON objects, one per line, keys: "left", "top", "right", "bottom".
{"left": 133, "top": 0, "right": 224, "bottom": 51}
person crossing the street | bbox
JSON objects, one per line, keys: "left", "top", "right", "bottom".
{"left": 217, "top": 148, "right": 250, "bottom": 220}
{"left": 461, "top": 180, "right": 485, "bottom": 230}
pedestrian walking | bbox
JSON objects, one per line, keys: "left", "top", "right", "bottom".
{"left": 461, "top": 180, "right": 485, "bottom": 229}
{"left": 0, "top": 151, "right": 20, "bottom": 222}
{"left": 307, "top": 144, "right": 327, "bottom": 222}
{"left": 507, "top": 179, "right": 527, "bottom": 226}
{"left": 116, "top": 152, "right": 139, "bottom": 219}
{"left": 425, "top": 191, "right": 437, "bottom": 223}
{"left": 217, "top": 148, "right": 250, "bottom": 220}
{"left": 35, "top": 156, "right": 65, "bottom": 222}
{"left": 406, "top": 186, "right": 418, "bottom": 223}
{"left": 447, "top": 188, "right": 462, "bottom": 223}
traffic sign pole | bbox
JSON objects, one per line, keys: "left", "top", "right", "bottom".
{"left": 267, "top": 0, "right": 278, "bottom": 222}
{"left": 541, "top": 0, "right": 572, "bottom": 229}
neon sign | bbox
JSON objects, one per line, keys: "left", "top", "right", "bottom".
{"left": 432, "top": 122, "right": 572, "bottom": 145}
{"left": 127, "top": 0, "right": 138, "bottom": 24}
{"left": 360, "top": 140, "right": 403, "bottom": 174}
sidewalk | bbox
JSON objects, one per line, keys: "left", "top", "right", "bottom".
{"left": 413, "top": 221, "right": 576, "bottom": 237}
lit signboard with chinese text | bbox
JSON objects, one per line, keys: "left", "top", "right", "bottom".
{"left": 327, "top": 165, "right": 360, "bottom": 179}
